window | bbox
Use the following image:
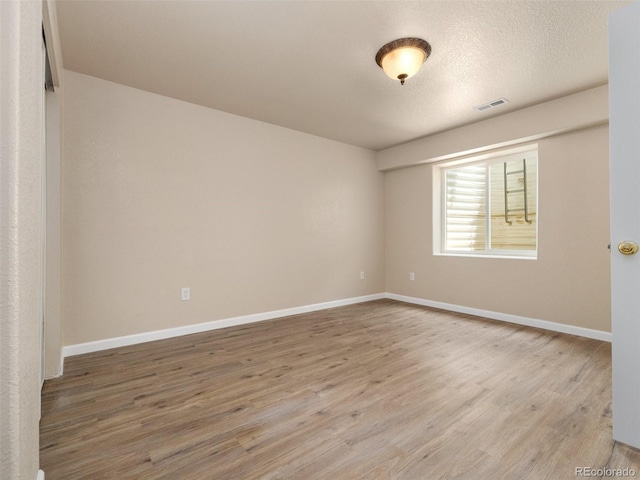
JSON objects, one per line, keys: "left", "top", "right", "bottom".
{"left": 438, "top": 148, "right": 537, "bottom": 257}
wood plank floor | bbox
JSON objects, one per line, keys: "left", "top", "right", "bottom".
{"left": 41, "top": 299, "right": 640, "bottom": 479}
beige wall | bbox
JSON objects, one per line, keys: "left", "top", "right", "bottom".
{"left": 60, "top": 73, "right": 612, "bottom": 350}
{"left": 385, "top": 125, "right": 611, "bottom": 332}
{"left": 0, "top": 1, "right": 44, "bottom": 478}
{"left": 62, "top": 71, "right": 384, "bottom": 346}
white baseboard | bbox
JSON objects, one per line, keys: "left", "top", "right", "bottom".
{"left": 385, "top": 293, "right": 611, "bottom": 342}
{"left": 61, "top": 291, "right": 610, "bottom": 359}
{"left": 37, "top": 470, "right": 44, "bottom": 480}
{"left": 62, "top": 293, "right": 386, "bottom": 358}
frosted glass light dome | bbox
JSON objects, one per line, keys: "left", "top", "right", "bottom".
{"left": 375, "top": 38, "right": 432, "bottom": 85}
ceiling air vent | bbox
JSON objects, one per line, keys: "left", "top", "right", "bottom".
{"left": 473, "top": 97, "right": 509, "bottom": 112}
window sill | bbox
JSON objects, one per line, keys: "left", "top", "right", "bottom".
{"left": 434, "top": 252, "right": 537, "bottom": 260}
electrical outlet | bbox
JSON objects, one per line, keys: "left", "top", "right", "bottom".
{"left": 360, "top": 271, "right": 365, "bottom": 280}
{"left": 410, "top": 272, "right": 415, "bottom": 281}
{"left": 181, "top": 287, "right": 190, "bottom": 301}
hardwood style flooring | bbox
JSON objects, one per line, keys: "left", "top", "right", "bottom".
{"left": 41, "top": 300, "right": 640, "bottom": 479}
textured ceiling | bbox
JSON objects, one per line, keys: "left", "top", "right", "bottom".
{"left": 55, "top": 0, "right": 630, "bottom": 151}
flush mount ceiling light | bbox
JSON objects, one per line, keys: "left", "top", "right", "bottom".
{"left": 375, "top": 37, "right": 431, "bottom": 85}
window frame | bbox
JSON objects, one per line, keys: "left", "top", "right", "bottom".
{"left": 435, "top": 146, "right": 538, "bottom": 259}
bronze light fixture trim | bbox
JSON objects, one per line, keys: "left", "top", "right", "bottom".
{"left": 375, "top": 37, "right": 432, "bottom": 85}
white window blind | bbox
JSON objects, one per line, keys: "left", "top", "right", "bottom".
{"left": 444, "top": 164, "right": 487, "bottom": 251}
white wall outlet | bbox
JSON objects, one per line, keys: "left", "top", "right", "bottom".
{"left": 181, "top": 287, "right": 190, "bottom": 301}
{"left": 360, "top": 271, "right": 365, "bottom": 280}
{"left": 410, "top": 272, "right": 415, "bottom": 281}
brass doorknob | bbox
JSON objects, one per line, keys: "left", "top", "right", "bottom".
{"left": 618, "top": 241, "right": 639, "bottom": 255}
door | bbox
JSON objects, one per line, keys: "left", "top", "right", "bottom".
{"left": 609, "top": 0, "right": 640, "bottom": 449}
{"left": 41, "top": 37, "right": 47, "bottom": 387}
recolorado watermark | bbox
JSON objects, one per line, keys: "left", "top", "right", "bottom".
{"left": 576, "top": 467, "right": 636, "bottom": 477}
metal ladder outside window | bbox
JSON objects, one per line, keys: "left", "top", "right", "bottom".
{"left": 503, "top": 159, "right": 532, "bottom": 225}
